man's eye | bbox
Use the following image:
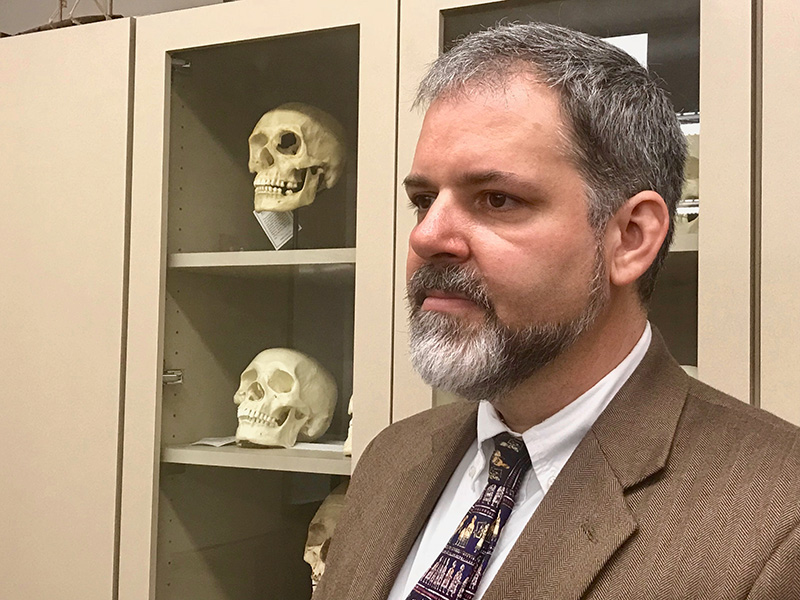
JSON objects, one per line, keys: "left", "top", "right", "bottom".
{"left": 485, "top": 192, "right": 515, "bottom": 209}
{"left": 411, "top": 194, "right": 435, "bottom": 211}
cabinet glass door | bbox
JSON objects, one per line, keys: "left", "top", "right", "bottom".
{"left": 442, "top": 0, "right": 701, "bottom": 369}
{"left": 122, "top": 3, "right": 397, "bottom": 599}
{"left": 393, "top": 0, "right": 754, "bottom": 421}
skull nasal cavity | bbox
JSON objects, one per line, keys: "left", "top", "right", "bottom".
{"left": 249, "top": 381, "right": 266, "bottom": 400}
{"left": 268, "top": 369, "right": 294, "bottom": 393}
{"left": 277, "top": 131, "right": 299, "bottom": 154}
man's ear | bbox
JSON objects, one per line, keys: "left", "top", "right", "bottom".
{"left": 605, "top": 191, "right": 670, "bottom": 288}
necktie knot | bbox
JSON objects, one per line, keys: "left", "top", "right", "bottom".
{"left": 488, "top": 432, "right": 530, "bottom": 487}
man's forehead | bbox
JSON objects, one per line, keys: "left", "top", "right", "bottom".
{"left": 421, "top": 78, "right": 572, "bottom": 144}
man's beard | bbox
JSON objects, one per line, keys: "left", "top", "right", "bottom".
{"left": 407, "top": 249, "right": 608, "bottom": 403}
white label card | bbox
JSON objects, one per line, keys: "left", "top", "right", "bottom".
{"left": 603, "top": 33, "right": 648, "bottom": 69}
{"left": 254, "top": 210, "right": 294, "bottom": 250}
{"left": 191, "top": 436, "right": 237, "bottom": 447}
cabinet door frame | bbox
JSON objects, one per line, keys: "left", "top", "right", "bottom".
{"left": 120, "top": 2, "right": 397, "bottom": 598}
{"left": 760, "top": 0, "right": 800, "bottom": 424}
{"left": 0, "top": 17, "right": 134, "bottom": 600}
{"left": 697, "top": 0, "right": 754, "bottom": 404}
{"left": 394, "top": 0, "right": 500, "bottom": 422}
{"left": 394, "top": 0, "right": 756, "bottom": 422}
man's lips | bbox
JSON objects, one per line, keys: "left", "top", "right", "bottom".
{"left": 420, "top": 289, "right": 479, "bottom": 312}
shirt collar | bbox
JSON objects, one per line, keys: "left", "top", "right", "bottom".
{"left": 474, "top": 322, "right": 652, "bottom": 494}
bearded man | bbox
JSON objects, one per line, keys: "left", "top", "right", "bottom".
{"left": 316, "top": 21, "right": 800, "bottom": 600}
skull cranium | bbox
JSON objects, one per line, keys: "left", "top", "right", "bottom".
{"left": 233, "top": 348, "right": 337, "bottom": 448}
{"left": 248, "top": 103, "right": 346, "bottom": 212}
{"left": 304, "top": 482, "right": 349, "bottom": 590}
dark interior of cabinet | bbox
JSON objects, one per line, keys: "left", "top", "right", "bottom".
{"left": 648, "top": 251, "right": 698, "bottom": 366}
{"left": 162, "top": 267, "right": 355, "bottom": 446}
{"left": 442, "top": 0, "right": 700, "bottom": 366}
{"left": 167, "top": 25, "right": 360, "bottom": 252}
{"left": 442, "top": 0, "right": 699, "bottom": 114}
{"left": 156, "top": 466, "right": 348, "bottom": 600}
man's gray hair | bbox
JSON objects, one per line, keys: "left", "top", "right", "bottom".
{"left": 415, "top": 21, "right": 687, "bottom": 303}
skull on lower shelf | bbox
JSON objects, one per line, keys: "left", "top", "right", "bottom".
{"left": 304, "top": 481, "right": 349, "bottom": 590}
{"left": 233, "top": 348, "right": 337, "bottom": 448}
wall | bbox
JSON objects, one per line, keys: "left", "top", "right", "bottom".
{"left": 0, "top": 0, "right": 221, "bottom": 35}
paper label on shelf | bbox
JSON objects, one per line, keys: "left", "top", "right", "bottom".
{"left": 191, "top": 436, "right": 237, "bottom": 447}
{"left": 254, "top": 210, "right": 294, "bottom": 250}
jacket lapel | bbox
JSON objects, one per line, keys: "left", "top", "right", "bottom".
{"left": 359, "top": 403, "right": 479, "bottom": 600}
{"left": 484, "top": 329, "right": 689, "bottom": 600}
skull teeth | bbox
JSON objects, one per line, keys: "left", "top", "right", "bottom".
{"left": 254, "top": 178, "right": 303, "bottom": 196}
{"left": 238, "top": 406, "right": 288, "bottom": 427}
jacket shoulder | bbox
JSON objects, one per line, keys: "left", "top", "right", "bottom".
{"left": 685, "top": 376, "right": 800, "bottom": 440}
{"left": 675, "top": 377, "right": 800, "bottom": 529}
{"left": 355, "top": 402, "right": 476, "bottom": 471}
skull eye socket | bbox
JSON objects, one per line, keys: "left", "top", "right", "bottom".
{"left": 267, "top": 369, "right": 294, "bottom": 393}
{"left": 320, "top": 538, "right": 331, "bottom": 562}
{"left": 276, "top": 131, "right": 300, "bottom": 155}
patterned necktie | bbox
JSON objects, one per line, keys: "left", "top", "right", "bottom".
{"left": 406, "top": 432, "right": 532, "bottom": 600}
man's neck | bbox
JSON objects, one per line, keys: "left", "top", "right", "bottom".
{"left": 492, "top": 304, "right": 647, "bottom": 433}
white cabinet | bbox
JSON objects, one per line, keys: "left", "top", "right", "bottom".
{"left": 760, "top": 0, "right": 800, "bottom": 424}
{"left": 0, "top": 18, "right": 133, "bottom": 600}
{"left": 2, "top": 1, "right": 797, "bottom": 598}
{"left": 119, "top": 1, "right": 397, "bottom": 598}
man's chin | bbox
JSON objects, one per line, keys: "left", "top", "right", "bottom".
{"left": 408, "top": 314, "right": 505, "bottom": 402}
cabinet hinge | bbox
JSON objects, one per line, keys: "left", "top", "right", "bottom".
{"left": 162, "top": 369, "right": 184, "bottom": 385}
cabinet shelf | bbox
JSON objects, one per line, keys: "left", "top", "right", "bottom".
{"left": 162, "top": 441, "right": 351, "bottom": 475}
{"left": 169, "top": 248, "right": 355, "bottom": 268}
{"left": 168, "top": 248, "right": 356, "bottom": 276}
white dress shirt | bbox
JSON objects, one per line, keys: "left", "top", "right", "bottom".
{"left": 387, "top": 323, "right": 652, "bottom": 600}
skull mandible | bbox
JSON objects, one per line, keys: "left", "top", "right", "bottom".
{"left": 233, "top": 348, "right": 337, "bottom": 448}
{"left": 304, "top": 482, "right": 349, "bottom": 590}
{"left": 248, "top": 103, "right": 346, "bottom": 212}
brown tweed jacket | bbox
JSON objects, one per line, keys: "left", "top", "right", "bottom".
{"left": 317, "top": 333, "right": 800, "bottom": 599}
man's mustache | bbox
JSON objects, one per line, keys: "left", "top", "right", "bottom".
{"left": 407, "top": 264, "right": 493, "bottom": 311}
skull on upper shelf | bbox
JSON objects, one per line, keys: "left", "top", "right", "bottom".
{"left": 233, "top": 348, "right": 338, "bottom": 448}
{"left": 248, "top": 103, "right": 347, "bottom": 212}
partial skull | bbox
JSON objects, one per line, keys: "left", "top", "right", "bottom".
{"left": 248, "top": 103, "right": 346, "bottom": 212}
{"left": 304, "top": 482, "right": 349, "bottom": 590}
{"left": 234, "top": 348, "right": 337, "bottom": 448}
{"left": 342, "top": 395, "right": 353, "bottom": 456}
{"left": 681, "top": 133, "right": 699, "bottom": 200}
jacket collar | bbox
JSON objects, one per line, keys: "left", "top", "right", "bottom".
{"left": 359, "top": 402, "right": 478, "bottom": 600}
{"left": 360, "top": 329, "right": 687, "bottom": 600}
{"left": 484, "top": 328, "right": 689, "bottom": 599}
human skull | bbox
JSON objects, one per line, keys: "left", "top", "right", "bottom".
{"left": 248, "top": 103, "right": 346, "bottom": 212}
{"left": 342, "top": 395, "right": 353, "bottom": 456}
{"left": 234, "top": 348, "right": 337, "bottom": 448}
{"left": 682, "top": 133, "right": 699, "bottom": 200}
{"left": 304, "top": 482, "right": 349, "bottom": 590}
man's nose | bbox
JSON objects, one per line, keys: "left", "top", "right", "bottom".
{"left": 408, "top": 193, "right": 470, "bottom": 263}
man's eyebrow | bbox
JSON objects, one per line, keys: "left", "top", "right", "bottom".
{"left": 403, "top": 170, "right": 540, "bottom": 192}
{"left": 402, "top": 174, "right": 432, "bottom": 189}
